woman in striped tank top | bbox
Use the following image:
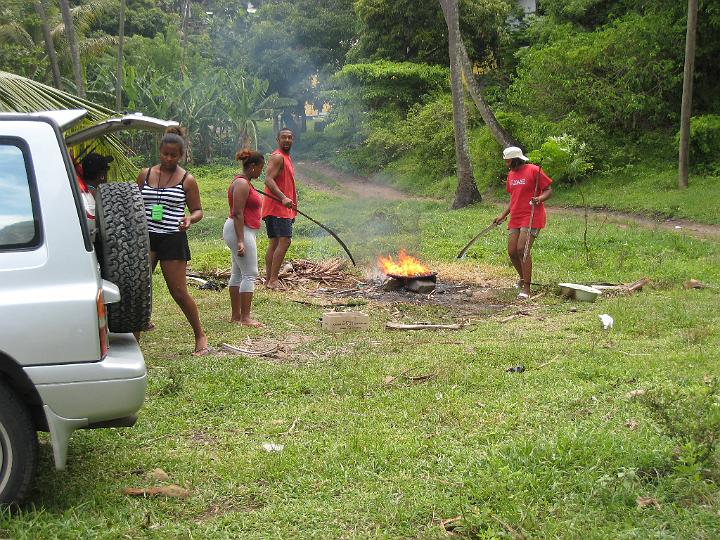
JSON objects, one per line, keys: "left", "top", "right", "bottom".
{"left": 136, "top": 126, "right": 209, "bottom": 356}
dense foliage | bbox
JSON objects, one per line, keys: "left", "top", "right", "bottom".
{"left": 0, "top": 0, "right": 718, "bottom": 181}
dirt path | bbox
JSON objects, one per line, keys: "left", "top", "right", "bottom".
{"left": 546, "top": 206, "right": 720, "bottom": 239}
{"left": 296, "top": 161, "right": 720, "bottom": 239}
{"left": 295, "top": 161, "right": 429, "bottom": 201}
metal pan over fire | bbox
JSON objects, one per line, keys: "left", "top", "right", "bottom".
{"left": 385, "top": 271, "right": 437, "bottom": 281}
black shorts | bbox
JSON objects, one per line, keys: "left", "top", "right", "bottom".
{"left": 264, "top": 216, "right": 294, "bottom": 238}
{"left": 149, "top": 231, "right": 191, "bottom": 261}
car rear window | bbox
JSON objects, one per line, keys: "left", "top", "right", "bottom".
{"left": 0, "top": 142, "right": 40, "bottom": 249}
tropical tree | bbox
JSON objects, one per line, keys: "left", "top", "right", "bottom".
{"left": 678, "top": 0, "right": 698, "bottom": 189}
{"left": 58, "top": 0, "right": 84, "bottom": 97}
{"left": 458, "top": 39, "right": 516, "bottom": 149}
{"left": 33, "top": 0, "right": 61, "bottom": 89}
{"left": 219, "top": 73, "right": 279, "bottom": 150}
{"left": 115, "top": 0, "right": 126, "bottom": 112}
{"left": 0, "top": 70, "right": 134, "bottom": 178}
{"left": 440, "top": 0, "right": 481, "bottom": 208}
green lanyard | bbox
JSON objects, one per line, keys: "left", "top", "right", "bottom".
{"left": 151, "top": 167, "right": 170, "bottom": 221}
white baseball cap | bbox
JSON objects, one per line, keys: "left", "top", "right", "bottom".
{"left": 502, "top": 146, "right": 529, "bottom": 161}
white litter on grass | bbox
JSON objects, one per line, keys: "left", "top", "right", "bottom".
{"left": 675, "top": 225, "right": 682, "bottom": 229}
{"left": 262, "top": 443, "right": 285, "bottom": 453}
{"left": 599, "top": 314, "right": 614, "bottom": 330}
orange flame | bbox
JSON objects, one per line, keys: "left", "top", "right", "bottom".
{"left": 378, "top": 249, "right": 432, "bottom": 277}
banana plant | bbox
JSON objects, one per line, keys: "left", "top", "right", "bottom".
{"left": 219, "top": 72, "right": 279, "bottom": 150}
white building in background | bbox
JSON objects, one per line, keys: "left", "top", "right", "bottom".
{"left": 518, "top": 0, "right": 537, "bottom": 15}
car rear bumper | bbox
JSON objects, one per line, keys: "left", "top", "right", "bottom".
{"left": 23, "top": 332, "right": 146, "bottom": 469}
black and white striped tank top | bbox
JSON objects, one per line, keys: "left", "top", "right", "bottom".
{"left": 141, "top": 167, "right": 188, "bottom": 234}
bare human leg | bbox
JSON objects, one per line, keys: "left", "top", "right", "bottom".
{"left": 265, "top": 237, "right": 278, "bottom": 286}
{"left": 229, "top": 285, "right": 241, "bottom": 321}
{"left": 159, "top": 259, "right": 208, "bottom": 355}
{"left": 133, "top": 252, "right": 159, "bottom": 342}
{"left": 239, "top": 292, "right": 264, "bottom": 327}
{"left": 518, "top": 230, "right": 536, "bottom": 296}
{"left": 266, "top": 236, "right": 291, "bottom": 289}
{"left": 507, "top": 232, "right": 524, "bottom": 290}
{"left": 228, "top": 286, "right": 263, "bottom": 327}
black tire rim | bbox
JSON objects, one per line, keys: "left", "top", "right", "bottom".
{"left": 0, "top": 423, "right": 12, "bottom": 496}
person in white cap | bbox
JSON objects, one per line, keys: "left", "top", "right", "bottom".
{"left": 493, "top": 146, "right": 553, "bottom": 299}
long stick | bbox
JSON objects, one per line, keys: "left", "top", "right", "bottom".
{"left": 522, "top": 165, "right": 542, "bottom": 262}
{"left": 456, "top": 221, "right": 499, "bottom": 259}
{"left": 253, "top": 187, "right": 357, "bottom": 266}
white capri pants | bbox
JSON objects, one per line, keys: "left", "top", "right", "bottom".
{"left": 223, "top": 218, "right": 259, "bottom": 292}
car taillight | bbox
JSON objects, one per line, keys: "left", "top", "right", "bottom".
{"left": 96, "top": 290, "right": 108, "bottom": 358}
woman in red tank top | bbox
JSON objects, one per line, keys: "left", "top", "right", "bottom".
{"left": 493, "top": 146, "right": 553, "bottom": 299}
{"left": 223, "top": 149, "right": 265, "bottom": 327}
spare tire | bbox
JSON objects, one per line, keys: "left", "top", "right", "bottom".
{"left": 96, "top": 182, "right": 152, "bottom": 333}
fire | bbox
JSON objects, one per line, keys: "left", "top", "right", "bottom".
{"left": 378, "top": 249, "right": 432, "bottom": 277}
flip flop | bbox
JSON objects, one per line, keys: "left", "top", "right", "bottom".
{"left": 191, "top": 346, "right": 213, "bottom": 357}
{"left": 516, "top": 292, "right": 530, "bottom": 300}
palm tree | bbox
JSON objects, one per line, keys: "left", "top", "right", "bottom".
{"left": 0, "top": 70, "right": 134, "bottom": 179}
{"left": 58, "top": 0, "right": 85, "bottom": 98}
{"left": 220, "top": 74, "right": 279, "bottom": 150}
{"left": 115, "top": 0, "right": 126, "bottom": 112}
{"left": 678, "top": 0, "right": 698, "bottom": 189}
{"left": 33, "top": 0, "right": 62, "bottom": 89}
{"left": 439, "top": 0, "right": 481, "bottom": 208}
{"left": 458, "top": 40, "right": 516, "bottom": 149}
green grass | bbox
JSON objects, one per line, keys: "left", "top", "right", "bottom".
{"left": 551, "top": 162, "right": 720, "bottom": 225}
{"left": 3, "top": 164, "right": 719, "bottom": 538}
{"left": 371, "top": 150, "right": 720, "bottom": 225}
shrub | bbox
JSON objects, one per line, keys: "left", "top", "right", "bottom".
{"left": 679, "top": 115, "right": 720, "bottom": 173}
{"left": 527, "top": 134, "right": 594, "bottom": 184}
{"left": 332, "top": 61, "right": 449, "bottom": 112}
{"left": 508, "top": 12, "right": 684, "bottom": 133}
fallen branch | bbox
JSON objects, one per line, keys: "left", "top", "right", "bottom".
{"left": 280, "top": 418, "right": 299, "bottom": 436}
{"left": 626, "top": 277, "right": 651, "bottom": 292}
{"left": 386, "top": 322, "right": 463, "bottom": 331}
{"left": 383, "top": 370, "right": 437, "bottom": 385}
{"left": 123, "top": 485, "right": 189, "bottom": 498}
{"left": 500, "top": 310, "right": 532, "bottom": 323}
{"left": 535, "top": 354, "right": 561, "bottom": 370}
{"left": 617, "top": 350, "right": 652, "bottom": 357}
{"left": 220, "top": 343, "right": 279, "bottom": 356}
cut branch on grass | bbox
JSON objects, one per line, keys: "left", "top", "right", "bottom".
{"left": 220, "top": 343, "right": 279, "bottom": 357}
{"left": 386, "top": 322, "right": 463, "bottom": 331}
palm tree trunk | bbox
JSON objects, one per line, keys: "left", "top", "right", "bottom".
{"left": 458, "top": 40, "right": 517, "bottom": 149}
{"left": 115, "top": 0, "right": 126, "bottom": 112}
{"left": 678, "top": 0, "right": 698, "bottom": 189}
{"left": 440, "top": 0, "right": 481, "bottom": 208}
{"left": 33, "top": 0, "right": 62, "bottom": 89}
{"left": 58, "top": 0, "right": 85, "bottom": 98}
{"left": 180, "top": 0, "right": 191, "bottom": 78}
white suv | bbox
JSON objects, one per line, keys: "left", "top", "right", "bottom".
{"left": 0, "top": 110, "right": 167, "bottom": 504}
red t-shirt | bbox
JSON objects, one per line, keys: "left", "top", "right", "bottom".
{"left": 506, "top": 164, "right": 553, "bottom": 229}
{"left": 261, "top": 149, "right": 297, "bottom": 219}
{"left": 228, "top": 175, "right": 262, "bottom": 229}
